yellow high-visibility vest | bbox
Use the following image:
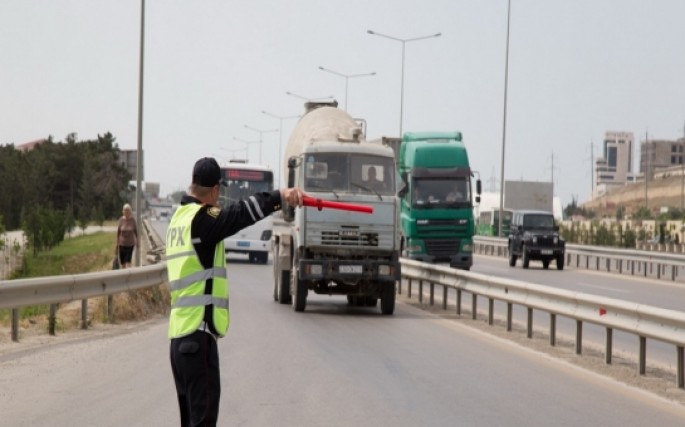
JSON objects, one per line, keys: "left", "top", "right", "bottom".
{"left": 166, "top": 203, "right": 229, "bottom": 338}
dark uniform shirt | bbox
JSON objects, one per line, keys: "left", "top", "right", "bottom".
{"left": 179, "top": 190, "right": 283, "bottom": 334}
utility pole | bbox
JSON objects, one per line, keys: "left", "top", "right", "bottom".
{"left": 644, "top": 130, "right": 649, "bottom": 210}
{"left": 590, "top": 140, "right": 594, "bottom": 199}
{"left": 681, "top": 121, "right": 685, "bottom": 211}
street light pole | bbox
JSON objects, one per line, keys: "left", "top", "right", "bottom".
{"left": 220, "top": 146, "right": 247, "bottom": 161}
{"left": 285, "top": 91, "right": 334, "bottom": 102}
{"left": 262, "top": 111, "right": 300, "bottom": 187}
{"left": 134, "top": 0, "right": 145, "bottom": 267}
{"left": 232, "top": 137, "right": 259, "bottom": 162}
{"left": 367, "top": 29, "right": 441, "bottom": 137}
{"left": 244, "top": 125, "right": 278, "bottom": 165}
{"left": 497, "top": 0, "right": 512, "bottom": 238}
{"left": 317, "top": 66, "right": 376, "bottom": 111}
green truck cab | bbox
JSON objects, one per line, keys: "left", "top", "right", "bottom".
{"left": 397, "top": 132, "right": 481, "bottom": 270}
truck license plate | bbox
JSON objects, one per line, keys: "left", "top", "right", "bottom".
{"left": 340, "top": 265, "right": 362, "bottom": 274}
{"left": 237, "top": 241, "right": 250, "bottom": 247}
{"left": 541, "top": 250, "right": 552, "bottom": 255}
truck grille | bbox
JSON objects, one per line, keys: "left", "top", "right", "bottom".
{"left": 417, "top": 219, "right": 469, "bottom": 234}
{"left": 424, "top": 239, "right": 459, "bottom": 257}
{"left": 320, "top": 231, "right": 379, "bottom": 247}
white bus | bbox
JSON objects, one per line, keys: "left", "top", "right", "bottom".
{"left": 219, "top": 160, "right": 274, "bottom": 264}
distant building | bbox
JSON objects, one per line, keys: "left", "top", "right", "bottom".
{"left": 594, "top": 131, "right": 636, "bottom": 197}
{"left": 638, "top": 137, "right": 685, "bottom": 181}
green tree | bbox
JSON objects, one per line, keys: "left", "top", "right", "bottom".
{"left": 3, "top": 132, "right": 129, "bottom": 247}
{"left": 624, "top": 229, "right": 637, "bottom": 248}
{"left": 634, "top": 206, "right": 652, "bottom": 220}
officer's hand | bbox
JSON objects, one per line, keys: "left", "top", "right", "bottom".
{"left": 281, "top": 188, "right": 307, "bottom": 208}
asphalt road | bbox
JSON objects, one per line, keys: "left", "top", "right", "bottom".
{"left": 2, "top": 252, "right": 685, "bottom": 426}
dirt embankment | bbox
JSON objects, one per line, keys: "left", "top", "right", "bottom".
{"left": 583, "top": 175, "right": 685, "bottom": 216}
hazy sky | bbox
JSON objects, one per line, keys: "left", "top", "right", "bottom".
{"left": 2, "top": 0, "right": 684, "bottom": 205}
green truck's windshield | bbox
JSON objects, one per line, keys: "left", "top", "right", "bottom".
{"left": 412, "top": 177, "right": 470, "bottom": 208}
{"left": 304, "top": 153, "right": 395, "bottom": 195}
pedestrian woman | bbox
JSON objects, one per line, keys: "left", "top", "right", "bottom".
{"left": 116, "top": 203, "right": 138, "bottom": 269}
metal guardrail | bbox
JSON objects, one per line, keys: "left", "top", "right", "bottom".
{"left": 0, "top": 264, "right": 167, "bottom": 310}
{"left": 0, "top": 219, "right": 168, "bottom": 342}
{"left": 474, "top": 236, "right": 685, "bottom": 281}
{"left": 399, "top": 257, "right": 685, "bottom": 388}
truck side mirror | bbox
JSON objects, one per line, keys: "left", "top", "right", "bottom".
{"left": 476, "top": 179, "right": 482, "bottom": 195}
{"left": 283, "top": 157, "right": 298, "bottom": 222}
{"left": 397, "top": 171, "right": 409, "bottom": 198}
{"left": 287, "top": 157, "right": 297, "bottom": 188}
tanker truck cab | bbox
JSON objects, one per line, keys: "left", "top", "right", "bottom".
{"left": 274, "top": 102, "right": 401, "bottom": 314}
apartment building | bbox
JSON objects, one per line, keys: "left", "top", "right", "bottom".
{"left": 639, "top": 138, "right": 685, "bottom": 180}
{"left": 594, "top": 131, "right": 636, "bottom": 197}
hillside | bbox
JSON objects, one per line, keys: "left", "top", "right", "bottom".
{"left": 582, "top": 175, "right": 685, "bottom": 216}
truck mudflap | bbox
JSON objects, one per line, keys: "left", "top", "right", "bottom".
{"left": 297, "top": 258, "right": 400, "bottom": 282}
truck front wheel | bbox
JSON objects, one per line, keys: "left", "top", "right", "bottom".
{"left": 522, "top": 245, "right": 530, "bottom": 269}
{"left": 278, "top": 270, "right": 292, "bottom": 304}
{"left": 291, "top": 263, "right": 307, "bottom": 312}
{"left": 380, "top": 282, "right": 396, "bottom": 315}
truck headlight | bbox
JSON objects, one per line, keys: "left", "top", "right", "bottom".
{"left": 532, "top": 236, "right": 538, "bottom": 244}
{"left": 378, "top": 265, "right": 391, "bottom": 276}
{"left": 462, "top": 243, "right": 472, "bottom": 252}
{"left": 306, "top": 264, "right": 323, "bottom": 276}
{"left": 553, "top": 237, "right": 559, "bottom": 245}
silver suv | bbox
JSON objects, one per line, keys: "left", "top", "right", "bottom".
{"left": 508, "top": 210, "right": 565, "bottom": 270}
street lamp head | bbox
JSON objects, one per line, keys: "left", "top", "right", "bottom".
{"left": 286, "top": 91, "right": 334, "bottom": 101}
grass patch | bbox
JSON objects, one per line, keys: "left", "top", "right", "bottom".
{"left": 23, "top": 231, "right": 114, "bottom": 277}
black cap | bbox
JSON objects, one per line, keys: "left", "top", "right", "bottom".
{"left": 192, "top": 157, "right": 223, "bottom": 187}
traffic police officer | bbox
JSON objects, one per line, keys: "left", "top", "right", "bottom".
{"left": 166, "top": 157, "right": 305, "bottom": 426}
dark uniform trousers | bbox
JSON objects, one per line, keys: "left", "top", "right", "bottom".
{"left": 170, "top": 330, "right": 221, "bottom": 427}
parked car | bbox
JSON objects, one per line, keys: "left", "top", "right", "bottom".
{"left": 508, "top": 210, "right": 565, "bottom": 270}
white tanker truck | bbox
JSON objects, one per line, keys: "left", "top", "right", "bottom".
{"left": 272, "top": 101, "right": 400, "bottom": 314}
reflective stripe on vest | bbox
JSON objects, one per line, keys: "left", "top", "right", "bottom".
{"left": 172, "top": 295, "right": 230, "bottom": 309}
{"left": 169, "top": 267, "right": 228, "bottom": 292}
{"left": 166, "top": 203, "right": 229, "bottom": 339}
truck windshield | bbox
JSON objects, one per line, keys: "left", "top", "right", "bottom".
{"left": 304, "top": 153, "right": 395, "bottom": 195}
{"left": 412, "top": 177, "right": 470, "bottom": 208}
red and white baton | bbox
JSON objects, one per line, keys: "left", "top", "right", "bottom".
{"left": 302, "top": 196, "right": 373, "bottom": 214}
